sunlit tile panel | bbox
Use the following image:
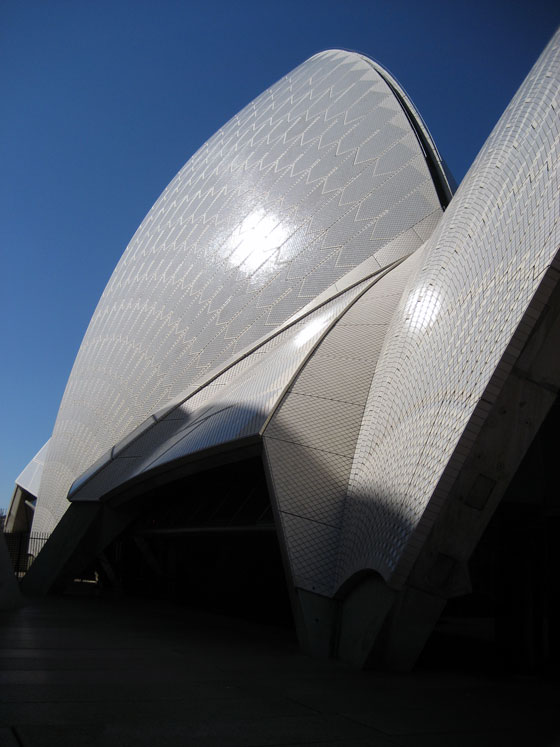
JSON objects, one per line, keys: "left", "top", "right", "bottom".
{"left": 14, "top": 441, "right": 50, "bottom": 499}
{"left": 336, "top": 31, "right": 560, "bottom": 589}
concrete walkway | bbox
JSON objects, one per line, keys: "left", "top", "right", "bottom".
{"left": 1, "top": 596, "right": 558, "bottom": 746}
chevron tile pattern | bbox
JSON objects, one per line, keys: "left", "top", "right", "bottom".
{"left": 33, "top": 50, "right": 443, "bottom": 533}
{"left": 69, "top": 279, "right": 370, "bottom": 503}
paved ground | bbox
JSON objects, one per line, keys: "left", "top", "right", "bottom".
{"left": 1, "top": 596, "right": 559, "bottom": 746}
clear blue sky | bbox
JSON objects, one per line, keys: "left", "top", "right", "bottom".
{"left": 1, "top": 0, "right": 559, "bottom": 511}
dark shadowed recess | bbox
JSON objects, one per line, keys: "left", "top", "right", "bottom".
{"left": 419, "top": 393, "right": 560, "bottom": 676}
{"left": 86, "top": 457, "right": 294, "bottom": 628}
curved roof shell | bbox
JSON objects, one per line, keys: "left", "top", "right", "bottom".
{"left": 33, "top": 49, "right": 448, "bottom": 533}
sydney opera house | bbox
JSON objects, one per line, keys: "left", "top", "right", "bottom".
{"left": 5, "top": 32, "right": 560, "bottom": 668}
